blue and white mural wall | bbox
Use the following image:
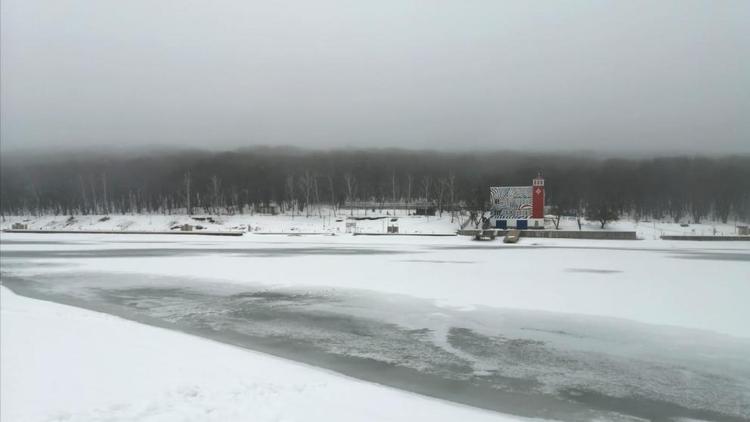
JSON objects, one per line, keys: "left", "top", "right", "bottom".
{"left": 490, "top": 186, "right": 532, "bottom": 219}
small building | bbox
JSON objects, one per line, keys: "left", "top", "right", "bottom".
{"left": 387, "top": 218, "right": 399, "bottom": 234}
{"left": 414, "top": 206, "right": 436, "bottom": 216}
{"left": 180, "top": 223, "right": 194, "bottom": 232}
{"left": 342, "top": 200, "right": 446, "bottom": 216}
{"left": 12, "top": 223, "right": 28, "bottom": 230}
{"left": 255, "top": 203, "right": 280, "bottom": 215}
{"left": 739, "top": 225, "right": 749, "bottom": 236}
{"left": 191, "top": 216, "right": 217, "bottom": 223}
{"left": 489, "top": 174, "right": 545, "bottom": 229}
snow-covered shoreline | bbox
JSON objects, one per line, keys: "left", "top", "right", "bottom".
{"left": 0, "top": 212, "right": 461, "bottom": 235}
{"left": 2, "top": 212, "right": 746, "bottom": 238}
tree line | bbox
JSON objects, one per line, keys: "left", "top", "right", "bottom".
{"left": 1, "top": 147, "right": 748, "bottom": 224}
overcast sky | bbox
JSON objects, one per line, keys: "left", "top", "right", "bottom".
{"left": 1, "top": 0, "right": 748, "bottom": 154}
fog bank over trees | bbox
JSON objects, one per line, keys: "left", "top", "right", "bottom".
{"left": 1, "top": 148, "right": 748, "bottom": 224}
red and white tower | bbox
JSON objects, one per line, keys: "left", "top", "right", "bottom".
{"left": 531, "top": 173, "right": 545, "bottom": 227}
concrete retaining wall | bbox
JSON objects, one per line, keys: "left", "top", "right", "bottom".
{"left": 354, "top": 233, "right": 457, "bottom": 237}
{"left": 521, "top": 230, "right": 637, "bottom": 240}
{"left": 458, "top": 229, "right": 637, "bottom": 240}
{"left": 660, "top": 235, "right": 750, "bottom": 241}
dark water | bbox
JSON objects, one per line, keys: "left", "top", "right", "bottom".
{"left": 2, "top": 239, "right": 750, "bottom": 421}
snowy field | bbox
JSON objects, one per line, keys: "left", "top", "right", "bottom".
{"left": 1, "top": 222, "right": 749, "bottom": 421}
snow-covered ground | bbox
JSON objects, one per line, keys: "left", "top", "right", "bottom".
{"left": 0, "top": 211, "right": 461, "bottom": 235}
{"left": 1, "top": 211, "right": 746, "bottom": 238}
{"left": 0, "top": 287, "right": 524, "bottom": 422}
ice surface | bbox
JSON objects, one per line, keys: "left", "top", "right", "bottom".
{"left": 2, "top": 231, "right": 748, "bottom": 336}
{"left": 1, "top": 231, "right": 749, "bottom": 421}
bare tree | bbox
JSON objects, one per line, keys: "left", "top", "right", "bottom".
{"left": 79, "top": 175, "right": 89, "bottom": 215}
{"left": 285, "top": 175, "right": 296, "bottom": 218}
{"left": 437, "top": 177, "right": 447, "bottom": 216}
{"left": 328, "top": 174, "right": 337, "bottom": 216}
{"left": 446, "top": 172, "right": 456, "bottom": 222}
{"left": 313, "top": 176, "right": 323, "bottom": 217}
{"left": 210, "top": 175, "right": 221, "bottom": 214}
{"left": 391, "top": 170, "right": 398, "bottom": 215}
{"left": 550, "top": 203, "right": 564, "bottom": 230}
{"left": 128, "top": 190, "right": 136, "bottom": 215}
{"left": 344, "top": 173, "right": 357, "bottom": 216}
{"left": 586, "top": 204, "right": 619, "bottom": 229}
{"left": 29, "top": 182, "right": 40, "bottom": 216}
{"left": 184, "top": 171, "right": 192, "bottom": 215}
{"left": 231, "top": 187, "right": 240, "bottom": 215}
{"left": 101, "top": 173, "right": 109, "bottom": 215}
{"left": 298, "top": 172, "right": 314, "bottom": 217}
{"left": 421, "top": 176, "right": 431, "bottom": 203}
{"left": 406, "top": 174, "right": 413, "bottom": 214}
{"left": 89, "top": 175, "right": 99, "bottom": 214}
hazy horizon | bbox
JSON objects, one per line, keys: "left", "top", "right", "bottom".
{"left": 3, "top": 144, "right": 750, "bottom": 166}
{"left": 2, "top": 0, "right": 749, "bottom": 154}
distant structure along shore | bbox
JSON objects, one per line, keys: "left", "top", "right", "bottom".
{"left": 490, "top": 174, "right": 545, "bottom": 230}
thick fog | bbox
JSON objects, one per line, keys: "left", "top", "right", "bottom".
{"left": 1, "top": 0, "right": 748, "bottom": 153}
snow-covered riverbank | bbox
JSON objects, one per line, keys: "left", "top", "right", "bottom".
{"left": 2, "top": 212, "right": 746, "bottom": 238}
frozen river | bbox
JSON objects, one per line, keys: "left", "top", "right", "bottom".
{"left": 1, "top": 234, "right": 749, "bottom": 421}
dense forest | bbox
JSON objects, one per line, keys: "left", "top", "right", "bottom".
{"left": 1, "top": 147, "right": 749, "bottom": 224}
